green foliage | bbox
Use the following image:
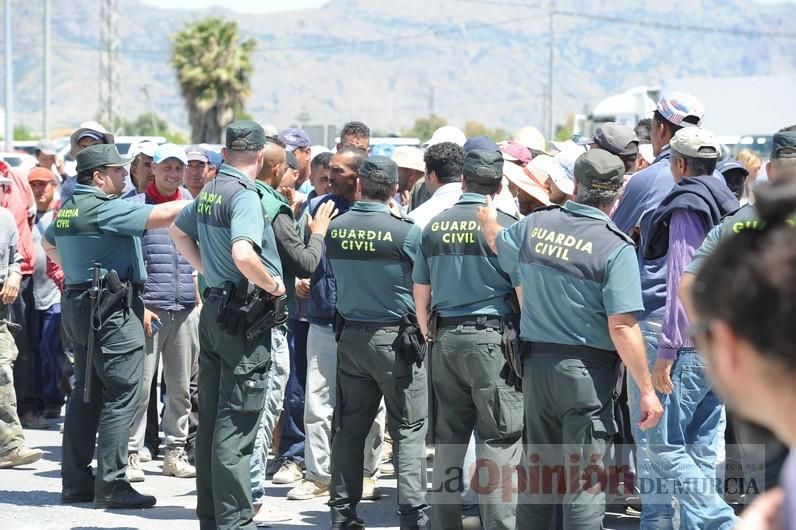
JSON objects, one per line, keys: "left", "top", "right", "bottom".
{"left": 402, "top": 114, "right": 448, "bottom": 142}
{"left": 13, "top": 124, "right": 40, "bottom": 141}
{"left": 172, "top": 17, "right": 256, "bottom": 143}
{"left": 464, "top": 121, "right": 510, "bottom": 142}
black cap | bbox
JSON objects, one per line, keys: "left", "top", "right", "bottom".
{"left": 463, "top": 135, "right": 499, "bottom": 153}
{"left": 226, "top": 120, "right": 266, "bottom": 151}
{"left": 574, "top": 150, "right": 624, "bottom": 192}
{"left": 463, "top": 149, "right": 503, "bottom": 180}
{"left": 771, "top": 130, "right": 796, "bottom": 160}
{"left": 76, "top": 144, "right": 130, "bottom": 173}
{"left": 358, "top": 156, "right": 398, "bottom": 185}
{"left": 285, "top": 151, "right": 299, "bottom": 170}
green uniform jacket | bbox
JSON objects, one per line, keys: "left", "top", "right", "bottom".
{"left": 497, "top": 201, "right": 643, "bottom": 351}
{"left": 326, "top": 201, "right": 421, "bottom": 322}
{"left": 44, "top": 183, "right": 154, "bottom": 285}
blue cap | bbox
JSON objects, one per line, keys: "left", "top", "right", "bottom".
{"left": 463, "top": 135, "right": 499, "bottom": 153}
{"left": 717, "top": 160, "right": 749, "bottom": 177}
{"left": 205, "top": 149, "right": 222, "bottom": 167}
{"left": 279, "top": 128, "right": 311, "bottom": 151}
{"left": 153, "top": 143, "right": 188, "bottom": 165}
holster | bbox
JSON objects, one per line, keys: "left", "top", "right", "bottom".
{"left": 217, "top": 279, "right": 288, "bottom": 338}
{"left": 96, "top": 269, "right": 131, "bottom": 322}
{"left": 244, "top": 294, "right": 288, "bottom": 340}
{"left": 427, "top": 309, "right": 439, "bottom": 444}
{"left": 333, "top": 311, "right": 346, "bottom": 343}
{"left": 216, "top": 280, "right": 247, "bottom": 336}
{"left": 500, "top": 313, "right": 524, "bottom": 378}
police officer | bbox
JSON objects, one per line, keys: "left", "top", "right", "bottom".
{"left": 479, "top": 149, "right": 663, "bottom": 530}
{"left": 326, "top": 156, "right": 428, "bottom": 529}
{"left": 41, "top": 144, "right": 189, "bottom": 508}
{"left": 413, "top": 149, "right": 523, "bottom": 530}
{"left": 169, "top": 120, "right": 286, "bottom": 530}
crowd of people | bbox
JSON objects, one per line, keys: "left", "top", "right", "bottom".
{"left": 0, "top": 90, "right": 793, "bottom": 530}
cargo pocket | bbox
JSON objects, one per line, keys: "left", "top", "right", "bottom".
{"left": 230, "top": 361, "right": 271, "bottom": 413}
{"left": 396, "top": 373, "right": 428, "bottom": 427}
{"left": 475, "top": 385, "right": 524, "bottom": 440}
{"left": 588, "top": 413, "right": 618, "bottom": 462}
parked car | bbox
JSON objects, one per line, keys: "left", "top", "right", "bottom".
{"left": 0, "top": 152, "right": 37, "bottom": 173}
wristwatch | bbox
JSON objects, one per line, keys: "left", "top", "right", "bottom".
{"left": 268, "top": 277, "right": 284, "bottom": 296}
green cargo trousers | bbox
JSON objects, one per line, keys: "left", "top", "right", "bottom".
{"left": 60, "top": 289, "right": 146, "bottom": 498}
{"left": 0, "top": 304, "right": 24, "bottom": 457}
{"left": 329, "top": 324, "right": 429, "bottom": 529}
{"left": 517, "top": 353, "right": 618, "bottom": 530}
{"left": 429, "top": 325, "right": 523, "bottom": 530}
{"left": 195, "top": 297, "right": 271, "bottom": 530}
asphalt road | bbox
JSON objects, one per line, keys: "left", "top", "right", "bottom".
{"left": 0, "top": 416, "right": 642, "bottom": 529}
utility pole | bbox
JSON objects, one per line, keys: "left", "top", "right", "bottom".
{"left": 429, "top": 83, "right": 436, "bottom": 117}
{"left": 98, "top": 0, "right": 119, "bottom": 129}
{"left": 4, "top": 0, "right": 13, "bottom": 151}
{"left": 43, "top": 0, "right": 50, "bottom": 138}
{"left": 547, "top": 0, "right": 555, "bottom": 140}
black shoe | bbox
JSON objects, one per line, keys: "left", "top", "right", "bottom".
{"left": 94, "top": 484, "right": 156, "bottom": 509}
{"left": 62, "top": 477, "right": 95, "bottom": 504}
{"left": 331, "top": 518, "right": 365, "bottom": 529}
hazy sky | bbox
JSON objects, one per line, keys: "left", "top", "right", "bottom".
{"left": 140, "top": 0, "right": 795, "bottom": 14}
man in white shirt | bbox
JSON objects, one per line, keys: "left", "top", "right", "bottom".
{"left": 409, "top": 142, "right": 465, "bottom": 229}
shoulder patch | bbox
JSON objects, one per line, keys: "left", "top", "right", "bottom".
{"left": 604, "top": 222, "right": 634, "bottom": 245}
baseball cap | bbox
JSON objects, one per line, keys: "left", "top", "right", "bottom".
{"left": 36, "top": 140, "right": 57, "bottom": 156}
{"left": 574, "top": 150, "right": 624, "bottom": 192}
{"left": 588, "top": 123, "right": 639, "bottom": 156}
{"left": 656, "top": 92, "right": 705, "bottom": 128}
{"left": 185, "top": 145, "right": 209, "bottom": 163}
{"left": 771, "top": 130, "right": 796, "bottom": 160}
{"left": 28, "top": 167, "right": 57, "bottom": 183}
{"left": 499, "top": 141, "right": 533, "bottom": 165}
{"left": 311, "top": 145, "right": 332, "bottom": 160}
{"left": 205, "top": 148, "right": 222, "bottom": 167}
{"left": 358, "top": 156, "right": 399, "bottom": 185}
{"left": 531, "top": 154, "right": 574, "bottom": 196}
{"left": 285, "top": 151, "right": 299, "bottom": 171}
{"left": 76, "top": 144, "right": 130, "bottom": 173}
{"left": 279, "top": 128, "right": 311, "bottom": 151}
{"left": 392, "top": 146, "right": 425, "bottom": 173}
{"left": 670, "top": 128, "right": 720, "bottom": 159}
{"left": 425, "top": 126, "right": 466, "bottom": 148}
{"left": 513, "top": 126, "right": 548, "bottom": 154}
{"left": 463, "top": 136, "right": 499, "bottom": 154}
{"left": 503, "top": 162, "right": 551, "bottom": 206}
{"left": 128, "top": 140, "right": 158, "bottom": 160}
{"left": 717, "top": 160, "right": 749, "bottom": 178}
{"left": 226, "top": 120, "right": 266, "bottom": 151}
{"left": 463, "top": 149, "right": 503, "bottom": 180}
{"left": 69, "top": 121, "right": 115, "bottom": 157}
{"left": 153, "top": 143, "right": 188, "bottom": 165}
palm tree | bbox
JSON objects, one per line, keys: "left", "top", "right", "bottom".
{"left": 172, "top": 17, "right": 256, "bottom": 143}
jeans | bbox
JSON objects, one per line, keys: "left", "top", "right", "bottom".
{"left": 33, "top": 304, "right": 66, "bottom": 409}
{"left": 304, "top": 323, "right": 384, "bottom": 484}
{"left": 129, "top": 306, "right": 199, "bottom": 451}
{"left": 278, "top": 318, "right": 309, "bottom": 464}
{"left": 646, "top": 348, "right": 737, "bottom": 530}
{"left": 629, "top": 319, "right": 675, "bottom": 529}
{"left": 251, "top": 326, "right": 290, "bottom": 505}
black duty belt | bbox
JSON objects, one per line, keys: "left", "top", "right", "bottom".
{"left": 344, "top": 320, "right": 401, "bottom": 331}
{"left": 66, "top": 282, "right": 143, "bottom": 294}
{"left": 438, "top": 315, "right": 501, "bottom": 330}
{"left": 526, "top": 341, "right": 619, "bottom": 368}
{"left": 204, "top": 287, "right": 228, "bottom": 301}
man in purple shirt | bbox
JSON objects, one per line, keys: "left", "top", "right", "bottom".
{"left": 642, "top": 127, "right": 739, "bottom": 529}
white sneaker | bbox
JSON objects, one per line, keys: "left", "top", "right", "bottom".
{"left": 126, "top": 452, "right": 145, "bottom": 482}
{"left": 361, "top": 476, "right": 381, "bottom": 501}
{"left": 253, "top": 505, "right": 293, "bottom": 526}
{"left": 272, "top": 460, "right": 304, "bottom": 484}
{"left": 286, "top": 479, "right": 329, "bottom": 500}
{"left": 139, "top": 446, "right": 152, "bottom": 463}
{"left": 163, "top": 447, "right": 196, "bottom": 478}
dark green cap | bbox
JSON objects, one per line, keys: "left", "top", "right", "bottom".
{"left": 226, "top": 120, "right": 266, "bottom": 151}
{"left": 358, "top": 156, "right": 398, "bottom": 185}
{"left": 771, "top": 130, "right": 796, "bottom": 160}
{"left": 76, "top": 144, "right": 130, "bottom": 173}
{"left": 574, "top": 149, "right": 624, "bottom": 192}
{"left": 463, "top": 149, "right": 503, "bottom": 180}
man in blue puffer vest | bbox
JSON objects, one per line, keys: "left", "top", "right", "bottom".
{"left": 126, "top": 144, "right": 199, "bottom": 481}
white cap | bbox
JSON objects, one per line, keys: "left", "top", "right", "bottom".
{"left": 670, "top": 128, "right": 720, "bottom": 159}
{"left": 425, "top": 126, "right": 466, "bottom": 148}
{"left": 392, "top": 146, "right": 426, "bottom": 173}
{"left": 513, "top": 126, "right": 547, "bottom": 153}
{"left": 153, "top": 143, "right": 188, "bottom": 165}
{"left": 69, "top": 120, "right": 115, "bottom": 157}
{"left": 310, "top": 145, "right": 332, "bottom": 160}
{"left": 128, "top": 140, "right": 158, "bottom": 160}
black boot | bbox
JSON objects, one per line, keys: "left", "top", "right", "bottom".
{"left": 94, "top": 483, "right": 156, "bottom": 509}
